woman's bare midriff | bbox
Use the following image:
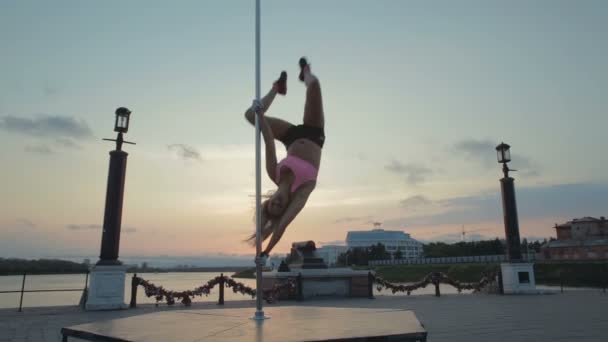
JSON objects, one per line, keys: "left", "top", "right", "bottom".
{"left": 287, "top": 138, "right": 322, "bottom": 169}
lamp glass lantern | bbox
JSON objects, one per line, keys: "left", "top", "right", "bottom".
{"left": 496, "top": 142, "right": 511, "bottom": 163}
{"left": 114, "top": 107, "right": 131, "bottom": 133}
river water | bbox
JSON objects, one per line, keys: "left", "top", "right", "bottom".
{"left": 0, "top": 272, "right": 574, "bottom": 309}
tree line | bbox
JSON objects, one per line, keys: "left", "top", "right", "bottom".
{"left": 0, "top": 258, "right": 89, "bottom": 275}
{"left": 423, "top": 239, "right": 505, "bottom": 257}
{"left": 336, "top": 244, "right": 392, "bottom": 266}
{"left": 0, "top": 258, "right": 252, "bottom": 275}
{"left": 336, "top": 239, "right": 546, "bottom": 266}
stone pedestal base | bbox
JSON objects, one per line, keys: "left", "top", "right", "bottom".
{"left": 263, "top": 268, "right": 371, "bottom": 299}
{"left": 86, "top": 265, "right": 128, "bottom": 311}
{"left": 500, "top": 262, "right": 536, "bottom": 294}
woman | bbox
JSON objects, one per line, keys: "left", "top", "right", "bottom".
{"left": 244, "top": 57, "right": 325, "bottom": 265}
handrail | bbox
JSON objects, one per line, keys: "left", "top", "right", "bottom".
{"left": 0, "top": 271, "right": 89, "bottom": 312}
{"left": 130, "top": 273, "right": 297, "bottom": 307}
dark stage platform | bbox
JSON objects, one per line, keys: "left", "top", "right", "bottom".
{"left": 62, "top": 306, "right": 427, "bottom": 341}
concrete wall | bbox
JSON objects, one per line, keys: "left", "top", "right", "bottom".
{"left": 545, "top": 245, "right": 608, "bottom": 260}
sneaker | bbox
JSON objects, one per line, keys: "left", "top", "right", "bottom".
{"left": 255, "top": 252, "right": 268, "bottom": 266}
{"left": 274, "top": 71, "right": 287, "bottom": 95}
{"left": 298, "top": 57, "right": 309, "bottom": 82}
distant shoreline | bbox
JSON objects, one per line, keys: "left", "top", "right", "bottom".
{"left": 0, "top": 258, "right": 251, "bottom": 276}
{"left": 0, "top": 268, "right": 252, "bottom": 276}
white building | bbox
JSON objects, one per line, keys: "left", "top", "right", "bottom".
{"left": 315, "top": 245, "right": 348, "bottom": 267}
{"left": 346, "top": 228, "right": 423, "bottom": 259}
{"left": 268, "top": 255, "right": 286, "bottom": 270}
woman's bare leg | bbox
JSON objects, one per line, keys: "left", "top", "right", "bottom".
{"left": 244, "top": 73, "right": 293, "bottom": 141}
{"left": 301, "top": 59, "right": 324, "bottom": 128}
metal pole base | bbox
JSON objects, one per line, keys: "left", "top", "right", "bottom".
{"left": 250, "top": 310, "right": 270, "bottom": 321}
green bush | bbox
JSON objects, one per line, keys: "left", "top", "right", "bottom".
{"left": 0, "top": 258, "right": 89, "bottom": 275}
{"left": 374, "top": 264, "right": 496, "bottom": 283}
{"left": 534, "top": 262, "right": 608, "bottom": 287}
{"left": 373, "top": 262, "right": 608, "bottom": 288}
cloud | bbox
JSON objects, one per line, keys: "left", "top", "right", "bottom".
{"left": 123, "top": 227, "right": 137, "bottom": 233}
{"left": 356, "top": 152, "right": 368, "bottom": 161}
{"left": 55, "top": 138, "right": 81, "bottom": 149}
{"left": 25, "top": 144, "right": 53, "bottom": 155}
{"left": 400, "top": 195, "right": 433, "bottom": 211}
{"left": 390, "top": 193, "right": 499, "bottom": 227}
{"left": 67, "top": 224, "right": 101, "bottom": 230}
{"left": 16, "top": 218, "right": 36, "bottom": 229}
{"left": 0, "top": 115, "right": 93, "bottom": 139}
{"left": 43, "top": 82, "right": 59, "bottom": 97}
{"left": 385, "top": 160, "right": 432, "bottom": 185}
{"left": 168, "top": 144, "right": 203, "bottom": 162}
{"left": 66, "top": 224, "right": 137, "bottom": 234}
{"left": 453, "top": 138, "right": 540, "bottom": 177}
{"left": 333, "top": 216, "right": 374, "bottom": 224}
{"left": 386, "top": 182, "right": 608, "bottom": 228}
{"left": 453, "top": 139, "right": 496, "bottom": 168}
{"left": 513, "top": 156, "right": 539, "bottom": 178}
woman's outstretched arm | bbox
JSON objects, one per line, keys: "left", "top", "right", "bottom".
{"left": 262, "top": 182, "right": 315, "bottom": 254}
{"left": 257, "top": 110, "right": 278, "bottom": 182}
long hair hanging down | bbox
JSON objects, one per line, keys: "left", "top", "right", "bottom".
{"left": 244, "top": 191, "right": 279, "bottom": 246}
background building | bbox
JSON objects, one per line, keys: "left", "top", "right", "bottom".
{"left": 346, "top": 225, "right": 423, "bottom": 259}
{"left": 315, "top": 245, "right": 348, "bottom": 267}
{"left": 543, "top": 216, "right": 608, "bottom": 260}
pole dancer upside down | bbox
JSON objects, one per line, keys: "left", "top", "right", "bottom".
{"left": 244, "top": 57, "right": 325, "bottom": 265}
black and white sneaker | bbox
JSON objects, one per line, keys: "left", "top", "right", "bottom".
{"left": 298, "top": 57, "right": 309, "bottom": 82}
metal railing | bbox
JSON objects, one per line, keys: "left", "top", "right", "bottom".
{"left": 0, "top": 272, "right": 89, "bottom": 312}
{"left": 369, "top": 254, "right": 537, "bottom": 266}
{"left": 129, "top": 272, "right": 310, "bottom": 307}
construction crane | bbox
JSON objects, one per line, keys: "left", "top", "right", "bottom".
{"left": 460, "top": 225, "right": 490, "bottom": 242}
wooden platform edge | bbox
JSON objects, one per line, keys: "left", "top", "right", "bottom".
{"left": 61, "top": 327, "right": 132, "bottom": 342}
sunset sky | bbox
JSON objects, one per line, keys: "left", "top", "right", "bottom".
{"left": 1, "top": 0, "right": 607, "bottom": 259}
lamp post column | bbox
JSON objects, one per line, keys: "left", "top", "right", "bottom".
{"left": 98, "top": 134, "right": 128, "bottom": 265}
{"left": 86, "top": 107, "right": 135, "bottom": 310}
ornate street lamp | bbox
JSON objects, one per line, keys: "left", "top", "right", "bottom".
{"left": 496, "top": 142, "right": 522, "bottom": 262}
{"left": 496, "top": 142, "right": 516, "bottom": 178}
{"left": 97, "top": 107, "right": 136, "bottom": 265}
{"left": 104, "top": 107, "right": 135, "bottom": 151}
{"left": 87, "top": 107, "right": 136, "bottom": 310}
{"left": 496, "top": 142, "right": 536, "bottom": 294}
{"left": 496, "top": 142, "right": 510, "bottom": 163}
{"left": 114, "top": 107, "right": 131, "bottom": 133}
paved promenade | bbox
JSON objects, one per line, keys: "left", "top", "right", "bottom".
{"left": 1, "top": 291, "right": 606, "bottom": 341}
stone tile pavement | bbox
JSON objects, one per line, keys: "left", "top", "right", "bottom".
{"left": 1, "top": 290, "right": 606, "bottom": 341}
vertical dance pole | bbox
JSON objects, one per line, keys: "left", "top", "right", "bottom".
{"left": 253, "top": 0, "right": 267, "bottom": 320}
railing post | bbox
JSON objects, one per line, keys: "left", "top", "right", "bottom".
{"left": 498, "top": 269, "right": 504, "bottom": 295}
{"left": 297, "top": 273, "right": 303, "bottom": 301}
{"left": 434, "top": 273, "right": 440, "bottom": 297}
{"left": 603, "top": 263, "right": 607, "bottom": 294}
{"left": 130, "top": 273, "right": 138, "bottom": 308}
{"left": 18, "top": 273, "right": 26, "bottom": 312}
{"left": 79, "top": 271, "right": 90, "bottom": 309}
{"left": 218, "top": 273, "right": 225, "bottom": 305}
{"left": 368, "top": 272, "right": 375, "bottom": 299}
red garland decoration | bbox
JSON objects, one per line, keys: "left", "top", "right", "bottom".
{"left": 135, "top": 271, "right": 492, "bottom": 306}
{"left": 135, "top": 275, "right": 297, "bottom": 306}
{"left": 372, "top": 272, "right": 497, "bottom": 295}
